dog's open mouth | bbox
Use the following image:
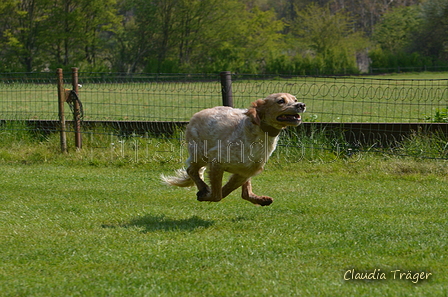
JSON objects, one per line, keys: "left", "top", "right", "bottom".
{"left": 277, "top": 114, "right": 301, "bottom": 122}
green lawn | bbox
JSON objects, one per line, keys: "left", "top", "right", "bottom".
{"left": 1, "top": 72, "right": 447, "bottom": 296}
{"left": 1, "top": 157, "right": 447, "bottom": 296}
{"left": 1, "top": 72, "right": 447, "bottom": 123}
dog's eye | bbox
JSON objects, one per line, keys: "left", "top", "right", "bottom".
{"left": 277, "top": 99, "right": 285, "bottom": 104}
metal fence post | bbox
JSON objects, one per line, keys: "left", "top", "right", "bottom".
{"left": 72, "top": 67, "right": 82, "bottom": 150}
{"left": 220, "top": 71, "right": 233, "bottom": 107}
{"left": 56, "top": 68, "right": 67, "bottom": 153}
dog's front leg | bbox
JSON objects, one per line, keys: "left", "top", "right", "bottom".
{"left": 222, "top": 174, "right": 249, "bottom": 199}
{"left": 241, "top": 179, "right": 273, "bottom": 206}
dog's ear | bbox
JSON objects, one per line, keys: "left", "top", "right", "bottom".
{"left": 245, "top": 99, "right": 265, "bottom": 125}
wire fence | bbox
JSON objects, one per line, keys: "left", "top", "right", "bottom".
{"left": 2, "top": 72, "right": 448, "bottom": 122}
{"left": 1, "top": 72, "right": 447, "bottom": 160}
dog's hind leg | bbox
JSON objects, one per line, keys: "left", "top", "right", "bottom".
{"left": 241, "top": 179, "right": 273, "bottom": 206}
{"left": 207, "top": 162, "right": 224, "bottom": 202}
{"left": 186, "top": 163, "right": 210, "bottom": 201}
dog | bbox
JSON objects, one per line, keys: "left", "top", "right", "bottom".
{"left": 161, "top": 93, "right": 305, "bottom": 206}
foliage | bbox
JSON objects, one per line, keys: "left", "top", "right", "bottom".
{"left": 413, "top": 0, "right": 448, "bottom": 60}
{"left": 398, "top": 130, "right": 448, "bottom": 159}
{"left": 373, "top": 6, "right": 420, "bottom": 54}
{"left": 425, "top": 107, "right": 448, "bottom": 123}
{"left": 265, "top": 3, "right": 369, "bottom": 75}
{"left": 371, "top": 0, "right": 448, "bottom": 71}
{"left": 201, "top": 7, "right": 286, "bottom": 74}
{"left": 368, "top": 48, "right": 435, "bottom": 71}
{"left": 1, "top": 0, "right": 448, "bottom": 74}
{"left": 118, "top": 1, "right": 287, "bottom": 74}
{"left": 280, "top": 3, "right": 368, "bottom": 74}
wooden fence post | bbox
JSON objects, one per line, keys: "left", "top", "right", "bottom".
{"left": 56, "top": 68, "right": 67, "bottom": 153}
{"left": 220, "top": 71, "right": 233, "bottom": 107}
{"left": 71, "top": 67, "right": 82, "bottom": 150}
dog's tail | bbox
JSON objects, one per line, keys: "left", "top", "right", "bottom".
{"left": 161, "top": 168, "right": 204, "bottom": 187}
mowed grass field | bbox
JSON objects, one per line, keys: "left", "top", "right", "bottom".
{"left": 1, "top": 72, "right": 448, "bottom": 296}
{"left": 1, "top": 72, "right": 447, "bottom": 123}
{"left": 1, "top": 153, "right": 447, "bottom": 296}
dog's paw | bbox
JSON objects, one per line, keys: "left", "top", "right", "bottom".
{"left": 196, "top": 188, "right": 221, "bottom": 202}
{"left": 256, "top": 196, "right": 273, "bottom": 206}
{"left": 243, "top": 194, "right": 273, "bottom": 206}
{"left": 196, "top": 188, "right": 211, "bottom": 201}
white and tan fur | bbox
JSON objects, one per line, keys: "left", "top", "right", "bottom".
{"left": 161, "top": 93, "right": 305, "bottom": 206}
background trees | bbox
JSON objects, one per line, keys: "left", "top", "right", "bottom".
{"left": 1, "top": 0, "right": 447, "bottom": 74}
{"left": 413, "top": 0, "right": 448, "bottom": 61}
{"left": 0, "top": 0, "right": 120, "bottom": 72}
{"left": 289, "top": 3, "right": 368, "bottom": 74}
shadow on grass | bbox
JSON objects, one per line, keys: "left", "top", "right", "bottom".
{"left": 103, "top": 215, "right": 214, "bottom": 233}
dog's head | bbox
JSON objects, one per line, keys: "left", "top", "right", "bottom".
{"left": 246, "top": 93, "right": 306, "bottom": 131}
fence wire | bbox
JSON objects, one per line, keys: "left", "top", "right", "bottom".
{"left": 0, "top": 72, "right": 447, "bottom": 159}
{"left": 1, "top": 73, "right": 447, "bottom": 122}
{"left": 231, "top": 76, "right": 448, "bottom": 123}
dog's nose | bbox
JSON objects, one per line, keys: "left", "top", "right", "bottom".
{"left": 295, "top": 102, "right": 306, "bottom": 111}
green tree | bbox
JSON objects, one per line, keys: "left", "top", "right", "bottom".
{"left": 42, "top": 0, "right": 121, "bottom": 70}
{"left": 194, "top": 6, "right": 285, "bottom": 73}
{"left": 290, "top": 3, "right": 368, "bottom": 73}
{"left": 413, "top": 0, "right": 448, "bottom": 61}
{"left": 0, "top": 0, "right": 120, "bottom": 72}
{"left": 0, "top": 0, "right": 52, "bottom": 71}
{"left": 169, "top": 0, "right": 253, "bottom": 73}
{"left": 369, "top": 5, "right": 424, "bottom": 71}
{"left": 0, "top": 0, "right": 19, "bottom": 71}
{"left": 115, "top": 0, "right": 284, "bottom": 73}
{"left": 373, "top": 6, "right": 420, "bottom": 54}
{"left": 114, "top": 0, "right": 180, "bottom": 73}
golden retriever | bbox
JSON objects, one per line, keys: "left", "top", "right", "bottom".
{"left": 161, "top": 93, "right": 306, "bottom": 206}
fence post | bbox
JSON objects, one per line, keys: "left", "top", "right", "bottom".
{"left": 220, "top": 71, "right": 233, "bottom": 107}
{"left": 56, "top": 68, "right": 67, "bottom": 153}
{"left": 71, "top": 67, "right": 82, "bottom": 150}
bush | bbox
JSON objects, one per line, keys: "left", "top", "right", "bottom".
{"left": 369, "top": 46, "right": 448, "bottom": 73}
{"left": 425, "top": 108, "right": 448, "bottom": 123}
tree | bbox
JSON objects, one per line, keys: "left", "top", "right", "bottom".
{"left": 42, "top": 0, "right": 121, "bottom": 70}
{"left": 290, "top": 3, "right": 368, "bottom": 73}
{"left": 412, "top": 0, "right": 448, "bottom": 61}
{"left": 193, "top": 6, "right": 285, "bottom": 73}
{"left": 233, "top": 7, "right": 286, "bottom": 73}
{"left": 373, "top": 6, "right": 420, "bottom": 54}
{"left": 0, "top": 0, "right": 52, "bottom": 71}
{"left": 115, "top": 0, "right": 284, "bottom": 73}
{"left": 0, "top": 0, "right": 120, "bottom": 72}
{"left": 113, "top": 0, "right": 181, "bottom": 73}
{"left": 0, "top": 0, "right": 442, "bottom": 73}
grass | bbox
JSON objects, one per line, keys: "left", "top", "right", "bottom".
{"left": 1, "top": 72, "right": 447, "bottom": 122}
{"left": 1, "top": 129, "right": 448, "bottom": 296}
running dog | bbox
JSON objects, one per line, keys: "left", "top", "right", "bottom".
{"left": 161, "top": 93, "right": 306, "bottom": 206}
